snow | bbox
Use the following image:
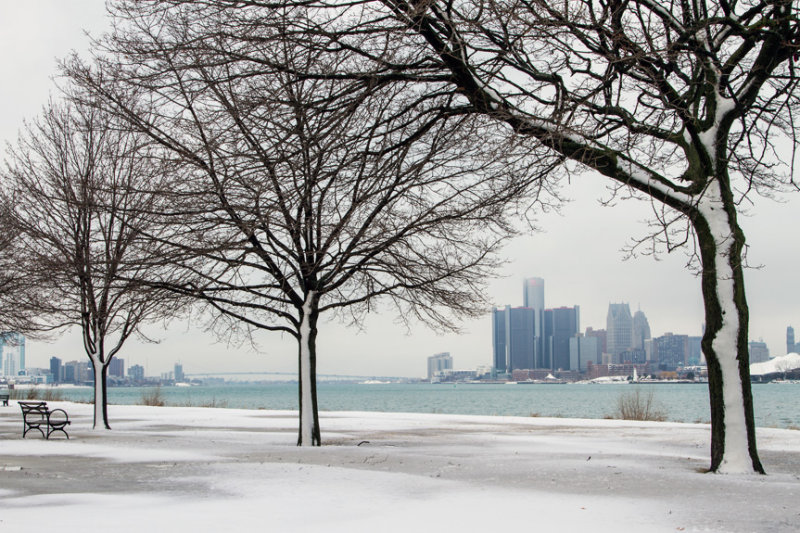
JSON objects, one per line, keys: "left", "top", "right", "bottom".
{"left": 299, "top": 291, "right": 316, "bottom": 445}
{"left": 751, "top": 353, "right": 800, "bottom": 376}
{"left": 3, "top": 402, "right": 800, "bottom": 532}
{"left": 697, "top": 180, "right": 752, "bottom": 474}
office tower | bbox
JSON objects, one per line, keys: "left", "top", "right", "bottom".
{"left": 506, "top": 307, "right": 536, "bottom": 371}
{"left": 174, "top": 362, "right": 185, "bottom": 382}
{"left": 688, "top": 336, "right": 703, "bottom": 365}
{"left": 128, "top": 364, "right": 145, "bottom": 382}
{"left": 547, "top": 306, "right": 580, "bottom": 370}
{"left": 632, "top": 309, "right": 651, "bottom": 351}
{"left": 570, "top": 334, "right": 598, "bottom": 372}
{"left": 523, "top": 277, "right": 545, "bottom": 366}
{"left": 0, "top": 332, "right": 26, "bottom": 376}
{"left": 748, "top": 341, "right": 770, "bottom": 364}
{"left": 584, "top": 328, "right": 607, "bottom": 363}
{"left": 109, "top": 358, "right": 125, "bottom": 378}
{"left": 652, "top": 333, "right": 689, "bottom": 371}
{"left": 492, "top": 308, "right": 508, "bottom": 372}
{"left": 50, "top": 357, "right": 62, "bottom": 383}
{"left": 427, "top": 352, "right": 453, "bottom": 380}
{"left": 788, "top": 326, "right": 796, "bottom": 354}
{"left": 606, "top": 303, "right": 633, "bottom": 362}
{"left": 493, "top": 306, "right": 536, "bottom": 372}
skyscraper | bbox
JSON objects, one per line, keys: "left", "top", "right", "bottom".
{"left": 506, "top": 307, "right": 536, "bottom": 371}
{"left": 632, "top": 309, "right": 651, "bottom": 351}
{"left": 523, "top": 277, "right": 545, "bottom": 367}
{"left": 653, "top": 333, "right": 689, "bottom": 371}
{"left": 546, "top": 306, "right": 580, "bottom": 370}
{"left": 606, "top": 303, "right": 633, "bottom": 362}
{"left": 492, "top": 305, "right": 536, "bottom": 372}
{"left": 492, "top": 308, "right": 507, "bottom": 372}
{"left": 50, "top": 357, "right": 62, "bottom": 383}
{"left": 788, "top": 326, "right": 796, "bottom": 354}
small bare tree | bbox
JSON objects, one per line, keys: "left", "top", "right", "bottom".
{"left": 66, "top": 2, "right": 551, "bottom": 445}
{"left": 3, "top": 98, "right": 180, "bottom": 429}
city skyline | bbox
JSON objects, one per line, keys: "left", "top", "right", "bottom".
{"left": 2, "top": 2, "right": 799, "bottom": 378}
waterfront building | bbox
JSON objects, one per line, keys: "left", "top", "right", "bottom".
{"left": 506, "top": 307, "right": 536, "bottom": 371}
{"left": 427, "top": 352, "right": 453, "bottom": 381}
{"left": 569, "top": 334, "right": 599, "bottom": 372}
{"left": 492, "top": 307, "right": 507, "bottom": 372}
{"left": 109, "top": 358, "right": 125, "bottom": 379}
{"left": 523, "top": 277, "right": 546, "bottom": 367}
{"left": 632, "top": 309, "right": 651, "bottom": 351}
{"left": 584, "top": 327, "right": 607, "bottom": 360}
{"left": 174, "top": 362, "right": 185, "bottom": 382}
{"left": 688, "top": 336, "right": 703, "bottom": 365}
{"left": 50, "top": 357, "right": 62, "bottom": 383}
{"left": 547, "top": 306, "right": 580, "bottom": 370}
{"left": 652, "top": 333, "right": 689, "bottom": 371}
{"left": 748, "top": 341, "right": 770, "bottom": 364}
{"left": 0, "top": 332, "right": 25, "bottom": 377}
{"left": 128, "top": 364, "right": 145, "bottom": 382}
{"left": 788, "top": 326, "right": 797, "bottom": 354}
{"left": 606, "top": 303, "right": 633, "bottom": 362}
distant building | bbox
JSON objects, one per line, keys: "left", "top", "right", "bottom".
{"left": 523, "top": 277, "right": 546, "bottom": 367}
{"left": 652, "top": 333, "right": 689, "bottom": 371}
{"left": 0, "top": 332, "right": 25, "bottom": 377}
{"left": 606, "top": 303, "right": 633, "bottom": 362}
{"left": 109, "top": 358, "right": 125, "bottom": 378}
{"left": 584, "top": 327, "right": 607, "bottom": 360}
{"left": 427, "top": 352, "right": 453, "bottom": 381}
{"left": 688, "top": 336, "right": 703, "bottom": 365}
{"left": 569, "top": 334, "right": 599, "bottom": 372}
{"left": 631, "top": 309, "right": 651, "bottom": 351}
{"left": 492, "top": 306, "right": 536, "bottom": 372}
{"left": 174, "top": 363, "right": 185, "bottom": 382}
{"left": 748, "top": 341, "right": 770, "bottom": 364}
{"left": 128, "top": 364, "right": 145, "bottom": 382}
{"left": 546, "top": 306, "right": 580, "bottom": 370}
{"left": 50, "top": 357, "right": 62, "bottom": 383}
{"left": 788, "top": 326, "right": 797, "bottom": 354}
{"left": 62, "top": 360, "right": 90, "bottom": 384}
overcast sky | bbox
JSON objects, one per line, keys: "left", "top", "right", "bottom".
{"left": 2, "top": 2, "right": 798, "bottom": 378}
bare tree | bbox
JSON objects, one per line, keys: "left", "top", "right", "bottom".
{"left": 65, "top": 3, "right": 551, "bottom": 445}
{"left": 149, "top": 0, "right": 800, "bottom": 472}
{"left": 2, "top": 98, "right": 180, "bottom": 429}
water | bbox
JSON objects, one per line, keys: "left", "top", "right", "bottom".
{"left": 40, "top": 382, "right": 800, "bottom": 429}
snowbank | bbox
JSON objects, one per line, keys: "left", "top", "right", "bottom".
{"left": 750, "top": 352, "right": 800, "bottom": 376}
{"left": 2, "top": 402, "right": 799, "bottom": 532}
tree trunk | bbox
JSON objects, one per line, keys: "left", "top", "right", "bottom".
{"left": 693, "top": 181, "right": 763, "bottom": 474}
{"left": 90, "top": 357, "right": 111, "bottom": 430}
{"left": 297, "top": 291, "right": 321, "bottom": 446}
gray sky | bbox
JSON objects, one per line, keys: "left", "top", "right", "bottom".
{"left": 2, "top": 2, "right": 798, "bottom": 378}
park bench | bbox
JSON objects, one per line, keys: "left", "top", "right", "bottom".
{"left": 0, "top": 392, "right": 9, "bottom": 406}
{"left": 19, "top": 401, "right": 71, "bottom": 439}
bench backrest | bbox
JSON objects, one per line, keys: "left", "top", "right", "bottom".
{"left": 19, "top": 401, "right": 48, "bottom": 416}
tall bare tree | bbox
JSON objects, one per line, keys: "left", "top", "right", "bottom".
{"left": 149, "top": 0, "right": 800, "bottom": 472}
{"left": 3, "top": 98, "right": 180, "bottom": 429}
{"left": 66, "top": 2, "right": 551, "bottom": 445}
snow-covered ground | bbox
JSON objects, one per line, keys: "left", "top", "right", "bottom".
{"left": 2, "top": 402, "right": 800, "bottom": 532}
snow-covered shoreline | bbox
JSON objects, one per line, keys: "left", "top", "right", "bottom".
{"left": 2, "top": 402, "right": 799, "bottom": 532}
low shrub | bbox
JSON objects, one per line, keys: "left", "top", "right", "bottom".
{"left": 614, "top": 388, "right": 667, "bottom": 422}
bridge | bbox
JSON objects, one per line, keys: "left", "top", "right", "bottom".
{"left": 184, "top": 371, "right": 405, "bottom": 381}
